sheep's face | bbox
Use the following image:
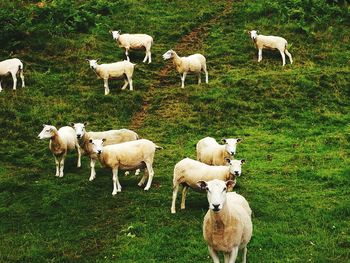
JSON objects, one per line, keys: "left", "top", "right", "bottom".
{"left": 87, "top": 59, "right": 99, "bottom": 70}
{"left": 249, "top": 30, "right": 259, "bottom": 39}
{"left": 227, "top": 159, "right": 245, "bottom": 177}
{"left": 38, "top": 125, "right": 55, "bottom": 139}
{"left": 162, "top": 50, "right": 174, "bottom": 60}
{"left": 197, "top": 179, "right": 235, "bottom": 213}
{"left": 111, "top": 30, "right": 121, "bottom": 40}
{"left": 222, "top": 138, "right": 242, "bottom": 156}
{"left": 71, "top": 122, "right": 87, "bottom": 139}
{"left": 89, "top": 138, "right": 106, "bottom": 155}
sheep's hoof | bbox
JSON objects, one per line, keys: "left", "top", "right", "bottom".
{"left": 144, "top": 186, "right": 150, "bottom": 191}
{"left": 89, "top": 177, "right": 95, "bottom": 181}
{"left": 112, "top": 191, "right": 117, "bottom": 196}
{"left": 171, "top": 209, "right": 176, "bottom": 214}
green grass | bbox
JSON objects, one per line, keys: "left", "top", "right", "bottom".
{"left": 0, "top": 0, "right": 349, "bottom": 262}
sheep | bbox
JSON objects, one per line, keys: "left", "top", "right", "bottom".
{"left": 89, "top": 138, "right": 162, "bottom": 195}
{"left": 110, "top": 30, "right": 153, "bottom": 64}
{"left": 196, "top": 137, "right": 242, "bottom": 166}
{"left": 87, "top": 59, "right": 135, "bottom": 95}
{"left": 171, "top": 157, "right": 245, "bottom": 214}
{"left": 248, "top": 30, "right": 293, "bottom": 66}
{"left": 0, "top": 58, "right": 25, "bottom": 92}
{"left": 70, "top": 122, "right": 140, "bottom": 181}
{"left": 38, "top": 125, "right": 81, "bottom": 177}
{"left": 162, "top": 49, "right": 208, "bottom": 88}
{"left": 198, "top": 179, "right": 252, "bottom": 263}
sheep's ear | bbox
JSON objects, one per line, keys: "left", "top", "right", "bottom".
{"left": 117, "top": 30, "right": 121, "bottom": 34}
{"left": 102, "top": 138, "right": 107, "bottom": 142}
{"left": 197, "top": 180, "right": 208, "bottom": 190}
{"left": 221, "top": 138, "right": 227, "bottom": 143}
{"left": 225, "top": 158, "right": 231, "bottom": 164}
{"left": 109, "top": 30, "right": 112, "bottom": 34}
{"left": 241, "top": 159, "right": 246, "bottom": 164}
{"left": 83, "top": 122, "right": 88, "bottom": 126}
{"left": 43, "top": 124, "right": 46, "bottom": 128}
{"left": 89, "top": 139, "right": 93, "bottom": 143}
{"left": 96, "top": 58, "right": 100, "bottom": 62}
{"left": 257, "top": 30, "right": 259, "bottom": 34}
{"left": 69, "top": 122, "right": 75, "bottom": 127}
{"left": 237, "top": 138, "right": 243, "bottom": 143}
{"left": 85, "top": 59, "right": 90, "bottom": 62}
{"left": 226, "top": 180, "right": 236, "bottom": 189}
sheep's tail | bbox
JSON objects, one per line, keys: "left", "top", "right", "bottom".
{"left": 285, "top": 41, "right": 288, "bottom": 51}
{"left": 155, "top": 144, "right": 163, "bottom": 150}
{"left": 18, "top": 64, "right": 23, "bottom": 71}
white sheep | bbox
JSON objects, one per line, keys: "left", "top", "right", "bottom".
{"left": 70, "top": 122, "right": 140, "bottom": 181}
{"left": 196, "top": 137, "right": 242, "bottom": 165}
{"left": 110, "top": 30, "right": 153, "bottom": 64}
{"left": 198, "top": 179, "right": 252, "bottom": 263}
{"left": 87, "top": 59, "right": 135, "bottom": 95}
{"left": 249, "top": 30, "right": 293, "bottom": 66}
{"left": 89, "top": 138, "right": 162, "bottom": 195}
{"left": 38, "top": 125, "right": 81, "bottom": 177}
{"left": 162, "top": 49, "right": 208, "bottom": 88}
{"left": 171, "top": 157, "right": 245, "bottom": 214}
{"left": 0, "top": 58, "right": 25, "bottom": 92}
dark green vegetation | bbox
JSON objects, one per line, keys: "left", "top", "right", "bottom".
{"left": 0, "top": 0, "right": 349, "bottom": 262}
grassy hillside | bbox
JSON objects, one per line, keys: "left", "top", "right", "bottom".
{"left": 0, "top": 0, "right": 349, "bottom": 262}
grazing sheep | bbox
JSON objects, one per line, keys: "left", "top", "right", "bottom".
{"left": 198, "top": 179, "right": 252, "bottom": 263}
{"left": 162, "top": 49, "right": 208, "bottom": 88}
{"left": 196, "top": 137, "right": 242, "bottom": 165}
{"left": 70, "top": 122, "right": 140, "bottom": 181}
{"left": 249, "top": 30, "right": 293, "bottom": 66}
{"left": 0, "top": 58, "right": 25, "bottom": 92}
{"left": 89, "top": 138, "right": 162, "bottom": 195}
{"left": 87, "top": 59, "right": 135, "bottom": 95}
{"left": 38, "top": 125, "right": 81, "bottom": 177}
{"left": 171, "top": 158, "right": 245, "bottom": 214}
{"left": 110, "top": 30, "right": 153, "bottom": 64}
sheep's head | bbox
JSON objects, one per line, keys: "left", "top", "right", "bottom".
{"left": 249, "top": 30, "right": 259, "bottom": 39}
{"left": 87, "top": 59, "right": 99, "bottom": 70}
{"left": 162, "top": 50, "right": 175, "bottom": 60}
{"left": 110, "top": 30, "right": 121, "bottom": 40}
{"left": 221, "top": 138, "right": 242, "bottom": 156}
{"left": 38, "top": 124, "right": 56, "bottom": 139}
{"left": 89, "top": 138, "right": 106, "bottom": 155}
{"left": 197, "top": 179, "right": 235, "bottom": 213}
{"left": 70, "top": 122, "right": 88, "bottom": 139}
{"left": 226, "top": 158, "right": 245, "bottom": 177}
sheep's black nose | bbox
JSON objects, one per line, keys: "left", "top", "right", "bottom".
{"left": 234, "top": 171, "right": 239, "bottom": 176}
{"left": 77, "top": 135, "right": 81, "bottom": 139}
{"left": 97, "top": 150, "right": 102, "bottom": 154}
{"left": 213, "top": 204, "right": 220, "bottom": 211}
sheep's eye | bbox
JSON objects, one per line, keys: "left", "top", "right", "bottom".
{"left": 223, "top": 187, "right": 227, "bottom": 192}
{"left": 205, "top": 187, "right": 209, "bottom": 191}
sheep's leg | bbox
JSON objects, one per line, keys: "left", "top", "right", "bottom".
{"left": 11, "top": 73, "right": 17, "bottom": 90}
{"left": 126, "top": 75, "right": 133, "bottom": 91}
{"left": 180, "top": 186, "right": 189, "bottom": 210}
{"left": 171, "top": 183, "right": 179, "bottom": 214}
{"left": 242, "top": 246, "right": 247, "bottom": 263}
{"left": 0, "top": 80, "right": 2, "bottom": 92}
{"left": 227, "top": 246, "right": 239, "bottom": 263}
{"left": 143, "top": 162, "right": 154, "bottom": 191}
{"left": 280, "top": 50, "right": 286, "bottom": 66}
{"left": 125, "top": 48, "right": 130, "bottom": 61}
{"left": 180, "top": 72, "right": 187, "bottom": 89}
{"left": 103, "top": 78, "right": 110, "bottom": 95}
{"left": 121, "top": 78, "right": 129, "bottom": 90}
{"left": 76, "top": 143, "right": 81, "bottom": 168}
{"left": 142, "top": 50, "right": 148, "bottom": 63}
{"left": 258, "top": 49, "right": 262, "bottom": 62}
{"left": 54, "top": 156, "right": 60, "bottom": 177}
{"left": 148, "top": 51, "right": 152, "bottom": 64}
{"left": 89, "top": 158, "right": 96, "bottom": 181}
{"left": 138, "top": 169, "right": 148, "bottom": 187}
{"left": 59, "top": 155, "right": 65, "bottom": 177}
{"left": 197, "top": 73, "right": 201, "bottom": 85}
{"left": 19, "top": 69, "right": 25, "bottom": 87}
{"left": 285, "top": 49, "right": 293, "bottom": 64}
{"left": 203, "top": 64, "right": 208, "bottom": 84}
{"left": 224, "top": 253, "right": 230, "bottom": 263}
{"left": 112, "top": 167, "right": 120, "bottom": 195}
{"left": 208, "top": 246, "right": 220, "bottom": 263}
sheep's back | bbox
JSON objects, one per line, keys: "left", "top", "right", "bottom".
{"left": 58, "top": 126, "right": 77, "bottom": 150}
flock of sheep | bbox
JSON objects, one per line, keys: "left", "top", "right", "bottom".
{"left": 3, "top": 29, "right": 294, "bottom": 263}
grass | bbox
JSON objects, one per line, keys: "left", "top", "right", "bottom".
{"left": 0, "top": 0, "right": 349, "bottom": 262}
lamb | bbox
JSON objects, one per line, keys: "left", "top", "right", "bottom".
{"left": 70, "top": 122, "right": 140, "bottom": 181}
{"left": 38, "top": 125, "right": 81, "bottom": 177}
{"left": 0, "top": 58, "right": 25, "bottom": 92}
{"left": 87, "top": 59, "right": 135, "bottom": 95}
{"left": 198, "top": 179, "right": 252, "bottom": 263}
{"left": 89, "top": 138, "right": 162, "bottom": 195}
{"left": 249, "top": 30, "right": 293, "bottom": 66}
{"left": 110, "top": 30, "right": 153, "bottom": 64}
{"left": 196, "top": 137, "right": 242, "bottom": 165}
{"left": 171, "top": 158, "right": 245, "bottom": 214}
{"left": 162, "top": 49, "right": 208, "bottom": 88}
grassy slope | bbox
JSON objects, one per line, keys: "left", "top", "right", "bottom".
{"left": 0, "top": 0, "right": 349, "bottom": 262}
